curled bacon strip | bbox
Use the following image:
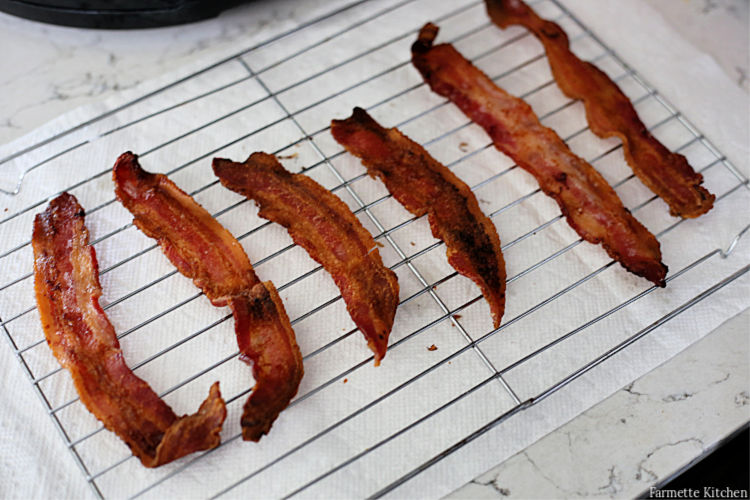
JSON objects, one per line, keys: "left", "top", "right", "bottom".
{"left": 32, "top": 193, "right": 226, "bottom": 467}
{"left": 229, "top": 283, "right": 301, "bottom": 440}
{"left": 113, "top": 153, "right": 258, "bottom": 306}
{"left": 213, "top": 152, "right": 400, "bottom": 365}
{"left": 412, "top": 23, "right": 667, "bottom": 286}
{"left": 485, "top": 0, "right": 714, "bottom": 218}
{"left": 331, "top": 107, "right": 506, "bottom": 327}
{"left": 113, "top": 152, "right": 303, "bottom": 442}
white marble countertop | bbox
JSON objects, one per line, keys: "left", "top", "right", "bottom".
{"left": 0, "top": 0, "right": 747, "bottom": 498}
{"left": 449, "top": 308, "right": 749, "bottom": 499}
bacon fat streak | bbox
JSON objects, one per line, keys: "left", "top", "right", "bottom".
{"left": 32, "top": 193, "right": 226, "bottom": 467}
{"left": 412, "top": 23, "right": 667, "bottom": 286}
{"left": 113, "top": 152, "right": 303, "bottom": 441}
{"left": 213, "top": 152, "right": 400, "bottom": 365}
{"left": 485, "top": 0, "right": 714, "bottom": 218}
{"left": 331, "top": 107, "right": 506, "bottom": 328}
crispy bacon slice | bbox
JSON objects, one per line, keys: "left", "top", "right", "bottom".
{"left": 412, "top": 23, "right": 667, "bottom": 286}
{"left": 229, "top": 283, "right": 302, "bottom": 441}
{"left": 212, "top": 152, "right": 400, "bottom": 365}
{"left": 113, "top": 153, "right": 259, "bottom": 306}
{"left": 485, "top": 0, "right": 714, "bottom": 218}
{"left": 113, "top": 152, "right": 303, "bottom": 441}
{"left": 331, "top": 107, "right": 506, "bottom": 328}
{"left": 32, "top": 193, "right": 226, "bottom": 467}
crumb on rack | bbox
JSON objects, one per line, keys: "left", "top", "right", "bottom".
{"left": 458, "top": 141, "right": 469, "bottom": 152}
{"left": 277, "top": 152, "right": 299, "bottom": 160}
{"left": 343, "top": 378, "right": 348, "bottom": 384}
{"left": 427, "top": 344, "right": 437, "bottom": 351}
{"left": 453, "top": 314, "right": 462, "bottom": 320}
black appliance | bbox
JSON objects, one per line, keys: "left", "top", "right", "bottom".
{"left": 0, "top": 0, "right": 244, "bottom": 29}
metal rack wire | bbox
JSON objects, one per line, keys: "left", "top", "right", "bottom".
{"left": 1, "top": 0, "right": 748, "bottom": 498}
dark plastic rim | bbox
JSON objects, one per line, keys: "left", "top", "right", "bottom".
{"left": 0, "top": 0, "right": 238, "bottom": 29}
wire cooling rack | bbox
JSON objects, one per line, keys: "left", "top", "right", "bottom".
{"left": 1, "top": 0, "right": 748, "bottom": 498}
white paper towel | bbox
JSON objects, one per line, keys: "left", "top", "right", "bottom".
{"left": 0, "top": 0, "right": 747, "bottom": 498}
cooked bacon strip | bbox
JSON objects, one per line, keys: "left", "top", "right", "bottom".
{"left": 331, "top": 107, "right": 506, "bottom": 327}
{"left": 32, "top": 193, "right": 226, "bottom": 467}
{"left": 229, "top": 283, "right": 302, "bottom": 440}
{"left": 113, "top": 152, "right": 303, "bottom": 442}
{"left": 412, "top": 23, "right": 667, "bottom": 286}
{"left": 113, "top": 152, "right": 259, "bottom": 306}
{"left": 213, "top": 152, "right": 400, "bottom": 365}
{"left": 485, "top": 0, "right": 714, "bottom": 218}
